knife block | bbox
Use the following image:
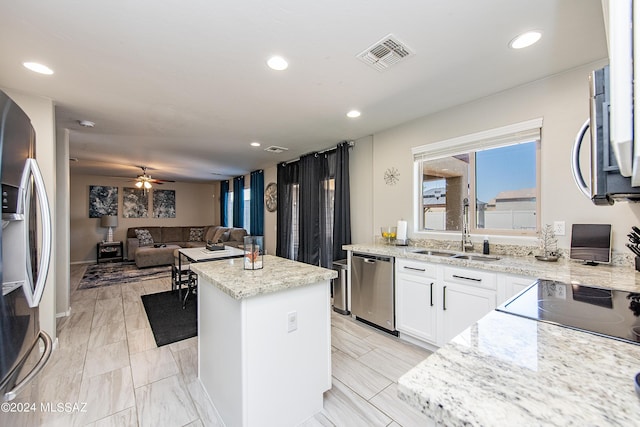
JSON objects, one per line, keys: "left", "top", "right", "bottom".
{"left": 635, "top": 256, "right": 640, "bottom": 272}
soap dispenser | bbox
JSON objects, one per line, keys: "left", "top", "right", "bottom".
{"left": 483, "top": 236, "right": 490, "bottom": 255}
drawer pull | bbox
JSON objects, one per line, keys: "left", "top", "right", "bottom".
{"left": 452, "top": 274, "right": 482, "bottom": 282}
{"left": 430, "top": 282, "right": 434, "bottom": 306}
{"left": 403, "top": 266, "right": 426, "bottom": 272}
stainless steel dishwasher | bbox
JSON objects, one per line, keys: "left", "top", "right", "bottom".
{"left": 350, "top": 253, "right": 397, "bottom": 335}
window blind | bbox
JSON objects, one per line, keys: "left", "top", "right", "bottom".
{"left": 412, "top": 118, "right": 542, "bottom": 161}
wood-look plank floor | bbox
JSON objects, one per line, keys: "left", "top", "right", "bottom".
{"left": 21, "top": 264, "right": 433, "bottom": 427}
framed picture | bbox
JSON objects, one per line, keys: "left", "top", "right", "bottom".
{"left": 122, "top": 187, "right": 148, "bottom": 218}
{"left": 89, "top": 185, "right": 118, "bottom": 218}
{"left": 152, "top": 189, "right": 176, "bottom": 218}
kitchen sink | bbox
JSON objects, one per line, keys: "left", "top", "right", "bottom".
{"left": 412, "top": 250, "right": 457, "bottom": 257}
{"left": 452, "top": 254, "right": 501, "bottom": 262}
{"left": 411, "top": 249, "right": 501, "bottom": 261}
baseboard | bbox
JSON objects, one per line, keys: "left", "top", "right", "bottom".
{"left": 70, "top": 260, "right": 94, "bottom": 265}
{"left": 56, "top": 308, "right": 71, "bottom": 318}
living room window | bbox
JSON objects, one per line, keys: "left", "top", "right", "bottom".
{"left": 226, "top": 189, "right": 251, "bottom": 234}
{"left": 413, "top": 118, "right": 541, "bottom": 236}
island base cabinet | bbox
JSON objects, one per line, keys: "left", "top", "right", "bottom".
{"left": 198, "top": 277, "right": 331, "bottom": 427}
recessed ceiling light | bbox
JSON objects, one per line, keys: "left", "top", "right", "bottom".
{"left": 250, "top": 141, "right": 261, "bottom": 147}
{"left": 77, "top": 120, "right": 95, "bottom": 128}
{"left": 509, "top": 31, "right": 542, "bottom": 49}
{"left": 23, "top": 62, "right": 54, "bottom": 75}
{"left": 346, "top": 110, "right": 361, "bottom": 118}
{"left": 267, "top": 56, "right": 288, "bottom": 71}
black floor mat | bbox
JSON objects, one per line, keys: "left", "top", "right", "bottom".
{"left": 141, "top": 290, "right": 197, "bottom": 347}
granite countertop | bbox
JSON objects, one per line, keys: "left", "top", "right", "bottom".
{"left": 397, "top": 310, "right": 640, "bottom": 426}
{"left": 350, "top": 240, "right": 640, "bottom": 425}
{"left": 344, "top": 243, "right": 640, "bottom": 292}
{"left": 189, "top": 254, "right": 337, "bottom": 300}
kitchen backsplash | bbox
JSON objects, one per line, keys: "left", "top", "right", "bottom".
{"left": 372, "top": 236, "right": 635, "bottom": 267}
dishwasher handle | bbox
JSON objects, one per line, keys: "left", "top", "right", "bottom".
{"left": 352, "top": 253, "right": 393, "bottom": 263}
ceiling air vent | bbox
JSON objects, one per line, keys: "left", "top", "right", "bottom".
{"left": 357, "top": 34, "right": 414, "bottom": 71}
{"left": 264, "top": 145, "right": 289, "bottom": 154}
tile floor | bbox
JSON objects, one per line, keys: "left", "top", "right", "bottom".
{"left": 19, "top": 264, "right": 433, "bottom": 427}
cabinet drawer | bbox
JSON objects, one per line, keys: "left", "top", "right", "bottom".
{"left": 443, "top": 266, "right": 496, "bottom": 290}
{"left": 396, "top": 258, "right": 437, "bottom": 279}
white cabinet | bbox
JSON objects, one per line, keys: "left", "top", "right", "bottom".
{"left": 440, "top": 266, "right": 497, "bottom": 344}
{"left": 396, "top": 260, "right": 498, "bottom": 348}
{"left": 497, "top": 273, "right": 536, "bottom": 305}
{"left": 396, "top": 259, "right": 438, "bottom": 343}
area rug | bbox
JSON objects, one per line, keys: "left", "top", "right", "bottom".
{"left": 78, "top": 262, "right": 171, "bottom": 289}
{"left": 141, "top": 290, "right": 197, "bottom": 346}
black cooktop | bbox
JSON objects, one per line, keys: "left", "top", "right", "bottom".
{"left": 497, "top": 279, "right": 640, "bottom": 345}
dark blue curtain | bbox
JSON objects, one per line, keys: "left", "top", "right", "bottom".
{"left": 220, "top": 180, "right": 229, "bottom": 227}
{"left": 250, "top": 170, "right": 264, "bottom": 236}
{"left": 233, "top": 176, "right": 244, "bottom": 228}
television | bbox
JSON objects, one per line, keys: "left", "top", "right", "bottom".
{"left": 569, "top": 224, "right": 612, "bottom": 265}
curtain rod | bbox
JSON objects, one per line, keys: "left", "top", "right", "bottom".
{"left": 282, "top": 140, "right": 355, "bottom": 165}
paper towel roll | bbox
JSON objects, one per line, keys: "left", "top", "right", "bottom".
{"left": 396, "top": 220, "right": 408, "bottom": 242}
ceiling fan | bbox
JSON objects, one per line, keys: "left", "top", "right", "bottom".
{"left": 134, "top": 166, "right": 175, "bottom": 190}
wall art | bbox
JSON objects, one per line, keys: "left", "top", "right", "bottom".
{"left": 122, "top": 187, "right": 149, "bottom": 218}
{"left": 152, "top": 189, "right": 176, "bottom": 218}
{"left": 89, "top": 185, "right": 118, "bottom": 218}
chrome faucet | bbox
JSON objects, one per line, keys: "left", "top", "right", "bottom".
{"left": 461, "top": 198, "right": 474, "bottom": 252}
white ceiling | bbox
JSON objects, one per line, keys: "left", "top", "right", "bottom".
{"left": 0, "top": 0, "right": 607, "bottom": 182}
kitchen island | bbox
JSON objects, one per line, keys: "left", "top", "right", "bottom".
{"left": 190, "top": 255, "right": 337, "bottom": 427}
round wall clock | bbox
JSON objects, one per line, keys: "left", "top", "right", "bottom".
{"left": 384, "top": 167, "right": 400, "bottom": 185}
{"left": 265, "top": 182, "right": 277, "bottom": 212}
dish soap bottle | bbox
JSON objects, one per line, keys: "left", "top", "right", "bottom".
{"left": 483, "top": 236, "right": 490, "bottom": 255}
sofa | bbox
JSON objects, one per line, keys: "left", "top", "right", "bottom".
{"left": 126, "top": 225, "right": 248, "bottom": 268}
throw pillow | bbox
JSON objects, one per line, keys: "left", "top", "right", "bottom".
{"left": 135, "top": 229, "right": 154, "bottom": 247}
{"left": 189, "top": 227, "right": 204, "bottom": 242}
{"left": 219, "top": 229, "right": 231, "bottom": 242}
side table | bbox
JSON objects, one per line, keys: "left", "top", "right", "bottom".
{"left": 97, "top": 241, "right": 124, "bottom": 264}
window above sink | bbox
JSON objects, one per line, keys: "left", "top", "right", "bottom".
{"left": 412, "top": 118, "right": 542, "bottom": 237}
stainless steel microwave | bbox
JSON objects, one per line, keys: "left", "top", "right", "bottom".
{"left": 571, "top": 66, "right": 640, "bottom": 205}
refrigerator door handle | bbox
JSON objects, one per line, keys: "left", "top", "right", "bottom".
{"left": 571, "top": 118, "right": 591, "bottom": 199}
{"left": 3, "top": 331, "right": 52, "bottom": 402}
{"left": 19, "top": 159, "right": 52, "bottom": 308}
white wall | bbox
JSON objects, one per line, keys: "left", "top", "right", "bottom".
{"left": 350, "top": 135, "right": 374, "bottom": 244}
{"left": 55, "top": 127, "right": 70, "bottom": 317}
{"left": 358, "top": 60, "right": 640, "bottom": 253}
{"left": 264, "top": 165, "right": 277, "bottom": 256}
{"left": 3, "top": 88, "right": 58, "bottom": 340}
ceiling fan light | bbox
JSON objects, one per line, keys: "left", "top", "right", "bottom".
{"left": 144, "top": 181, "right": 152, "bottom": 189}
{"left": 135, "top": 181, "right": 143, "bottom": 188}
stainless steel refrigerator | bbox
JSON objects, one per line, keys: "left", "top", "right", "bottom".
{"left": 0, "top": 90, "right": 53, "bottom": 415}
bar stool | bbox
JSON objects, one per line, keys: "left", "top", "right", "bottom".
{"left": 182, "top": 270, "right": 198, "bottom": 309}
{"left": 172, "top": 249, "right": 192, "bottom": 295}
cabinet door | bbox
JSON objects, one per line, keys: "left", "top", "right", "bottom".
{"left": 440, "top": 282, "right": 496, "bottom": 345}
{"left": 499, "top": 274, "right": 536, "bottom": 305}
{"left": 396, "top": 274, "right": 437, "bottom": 343}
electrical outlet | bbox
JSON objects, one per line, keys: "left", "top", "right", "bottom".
{"left": 553, "top": 221, "right": 565, "bottom": 236}
{"left": 287, "top": 311, "right": 297, "bottom": 333}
